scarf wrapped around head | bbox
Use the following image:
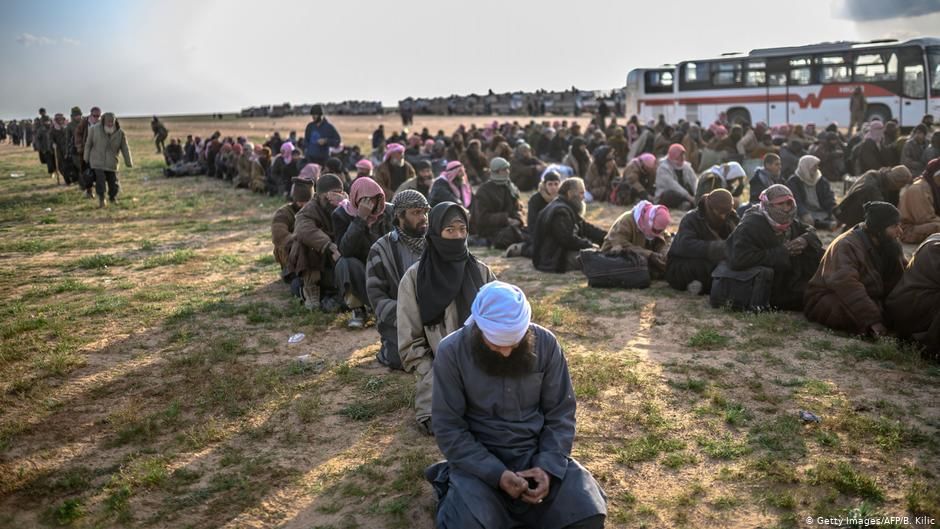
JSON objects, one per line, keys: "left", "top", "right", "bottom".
{"left": 796, "top": 155, "right": 821, "bottom": 186}
{"left": 437, "top": 160, "right": 473, "bottom": 207}
{"left": 342, "top": 176, "right": 386, "bottom": 226}
{"left": 632, "top": 200, "right": 671, "bottom": 240}
{"left": 392, "top": 189, "right": 429, "bottom": 254}
{"left": 865, "top": 120, "right": 885, "bottom": 142}
{"left": 464, "top": 281, "right": 532, "bottom": 347}
{"left": 384, "top": 142, "right": 405, "bottom": 162}
{"left": 759, "top": 184, "right": 797, "bottom": 232}
{"left": 355, "top": 159, "right": 373, "bottom": 172}
{"left": 666, "top": 144, "right": 686, "bottom": 169}
{"left": 298, "top": 163, "right": 321, "bottom": 182}
{"left": 280, "top": 142, "right": 294, "bottom": 164}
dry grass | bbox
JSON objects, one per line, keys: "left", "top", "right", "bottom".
{"left": 1, "top": 115, "right": 939, "bottom": 529}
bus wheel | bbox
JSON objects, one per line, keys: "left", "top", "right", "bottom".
{"left": 865, "top": 105, "right": 892, "bottom": 123}
{"left": 727, "top": 108, "right": 751, "bottom": 126}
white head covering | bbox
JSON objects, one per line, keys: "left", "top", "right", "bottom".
{"left": 465, "top": 281, "right": 532, "bottom": 347}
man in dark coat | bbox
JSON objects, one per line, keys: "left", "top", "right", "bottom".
{"left": 509, "top": 142, "right": 546, "bottom": 192}
{"left": 365, "top": 190, "right": 429, "bottom": 369}
{"left": 291, "top": 174, "right": 347, "bottom": 312}
{"left": 785, "top": 155, "right": 837, "bottom": 230}
{"left": 272, "top": 177, "right": 314, "bottom": 285}
{"left": 886, "top": 233, "right": 940, "bottom": 356}
{"left": 749, "top": 153, "right": 784, "bottom": 205}
{"left": 303, "top": 105, "right": 341, "bottom": 166}
{"left": 427, "top": 281, "right": 607, "bottom": 529}
{"left": 532, "top": 178, "right": 606, "bottom": 273}
{"left": 833, "top": 166, "right": 911, "bottom": 228}
{"left": 471, "top": 158, "right": 526, "bottom": 249}
{"left": 804, "top": 202, "right": 906, "bottom": 336}
{"left": 332, "top": 177, "right": 395, "bottom": 328}
{"left": 857, "top": 120, "right": 889, "bottom": 174}
{"left": 666, "top": 189, "right": 739, "bottom": 295}
{"left": 726, "top": 184, "right": 824, "bottom": 310}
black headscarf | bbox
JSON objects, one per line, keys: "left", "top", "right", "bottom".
{"left": 416, "top": 202, "right": 484, "bottom": 326}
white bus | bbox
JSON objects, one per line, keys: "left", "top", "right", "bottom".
{"left": 624, "top": 37, "right": 940, "bottom": 128}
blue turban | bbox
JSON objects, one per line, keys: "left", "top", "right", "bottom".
{"left": 465, "top": 281, "right": 532, "bottom": 347}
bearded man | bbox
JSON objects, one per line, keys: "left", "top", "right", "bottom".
{"left": 666, "top": 188, "right": 740, "bottom": 295}
{"left": 374, "top": 142, "right": 416, "bottom": 198}
{"left": 532, "top": 177, "right": 606, "bottom": 273}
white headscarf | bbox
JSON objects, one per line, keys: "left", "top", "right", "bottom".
{"left": 464, "top": 281, "right": 532, "bottom": 347}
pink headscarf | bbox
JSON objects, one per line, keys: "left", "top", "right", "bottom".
{"left": 355, "top": 159, "right": 373, "bottom": 172}
{"left": 636, "top": 153, "right": 657, "bottom": 170}
{"left": 866, "top": 120, "right": 885, "bottom": 142}
{"left": 298, "top": 163, "right": 321, "bottom": 182}
{"left": 438, "top": 161, "right": 473, "bottom": 207}
{"left": 666, "top": 144, "right": 686, "bottom": 169}
{"left": 280, "top": 142, "right": 294, "bottom": 164}
{"left": 232, "top": 144, "right": 243, "bottom": 156}
{"left": 342, "top": 176, "right": 387, "bottom": 226}
{"left": 384, "top": 142, "right": 405, "bottom": 161}
{"left": 632, "top": 200, "right": 671, "bottom": 240}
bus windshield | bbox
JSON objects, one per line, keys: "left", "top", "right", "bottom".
{"left": 929, "top": 48, "right": 940, "bottom": 96}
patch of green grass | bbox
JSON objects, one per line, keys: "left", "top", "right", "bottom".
{"left": 1, "top": 315, "right": 49, "bottom": 340}
{"left": 697, "top": 434, "right": 751, "bottom": 460}
{"left": 750, "top": 415, "right": 806, "bottom": 459}
{"left": 808, "top": 461, "right": 885, "bottom": 502}
{"left": 835, "top": 413, "right": 924, "bottom": 452}
{"left": 907, "top": 480, "right": 940, "bottom": 519}
{"left": 761, "top": 490, "right": 797, "bottom": 510}
{"left": 687, "top": 327, "right": 731, "bottom": 349}
{"left": 46, "top": 498, "right": 85, "bottom": 525}
{"left": 71, "top": 253, "right": 130, "bottom": 270}
{"left": 140, "top": 248, "right": 197, "bottom": 269}
{"left": 661, "top": 451, "right": 697, "bottom": 469}
{"left": 82, "top": 295, "right": 128, "bottom": 316}
{"left": 667, "top": 377, "right": 707, "bottom": 394}
{"left": 569, "top": 352, "right": 641, "bottom": 399}
{"left": 840, "top": 338, "right": 925, "bottom": 366}
{"left": 616, "top": 433, "right": 685, "bottom": 464}
{"left": 255, "top": 254, "right": 277, "bottom": 266}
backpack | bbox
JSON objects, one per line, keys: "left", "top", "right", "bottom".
{"left": 579, "top": 249, "right": 651, "bottom": 289}
{"left": 709, "top": 262, "right": 774, "bottom": 311}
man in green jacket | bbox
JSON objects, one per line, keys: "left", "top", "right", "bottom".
{"left": 83, "top": 112, "right": 132, "bottom": 208}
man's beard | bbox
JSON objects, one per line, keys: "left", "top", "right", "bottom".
{"left": 874, "top": 232, "right": 904, "bottom": 276}
{"left": 471, "top": 327, "right": 536, "bottom": 378}
{"left": 568, "top": 196, "right": 586, "bottom": 217}
{"left": 394, "top": 157, "right": 405, "bottom": 167}
{"left": 402, "top": 222, "right": 427, "bottom": 238}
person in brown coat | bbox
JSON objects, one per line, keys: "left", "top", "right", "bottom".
{"left": 600, "top": 199, "right": 671, "bottom": 277}
{"left": 617, "top": 153, "right": 657, "bottom": 204}
{"left": 885, "top": 233, "right": 940, "bottom": 356}
{"left": 272, "top": 177, "right": 314, "bottom": 285}
{"left": 899, "top": 158, "right": 940, "bottom": 244}
{"left": 804, "top": 202, "right": 906, "bottom": 337}
{"left": 833, "top": 165, "right": 911, "bottom": 228}
{"left": 290, "top": 174, "right": 347, "bottom": 312}
{"left": 584, "top": 146, "right": 619, "bottom": 203}
{"left": 374, "top": 143, "right": 416, "bottom": 199}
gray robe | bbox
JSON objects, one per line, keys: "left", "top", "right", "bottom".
{"left": 429, "top": 323, "right": 607, "bottom": 529}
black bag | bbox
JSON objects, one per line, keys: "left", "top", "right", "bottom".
{"left": 709, "top": 262, "right": 774, "bottom": 311}
{"left": 579, "top": 249, "right": 650, "bottom": 289}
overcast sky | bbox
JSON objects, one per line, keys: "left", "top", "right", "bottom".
{"left": 1, "top": 0, "right": 939, "bottom": 119}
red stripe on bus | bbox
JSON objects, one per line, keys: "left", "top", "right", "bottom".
{"left": 639, "top": 84, "right": 897, "bottom": 109}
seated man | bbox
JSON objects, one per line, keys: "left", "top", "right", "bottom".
{"left": 430, "top": 161, "right": 473, "bottom": 208}
{"left": 374, "top": 142, "right": 415, "bottom": 198}
{"left": 804, "top": 202, "right": 906, "bottom": 336}
{"left": 532, "top": 178, "right": 606, "bottom": 273}
{"left": 398, "top": 159, "right": 434, "bottom": 198}
{"left": 655, "top": 144, "right": 698, "bottom": 210}
{"left": 427, "top": 281, "right": 607, "bottom": 529}
{"left": 471, "top": 157, "right": 526, "bottom": 249}
{"left": 616, "top": 153, "right": 657, "bottom": 205}
{"left": 726, "top": 184, "right": 824, "bottom": 310}
{"left": 747, "top": 153, "right": 785, "bottom": 208}
{"left": 398, "top": 202, "right": 495, "bottom": 434}
{"left": 886, "top": 233, "right": 940, "bottom": 356}
{"left": 509, "top": 142, "right": 546, "bottom": 192}
{"left": 164, "top": 138, "right": 184, "bottom": 165}
{"left": 291, "top": 174, "right": 347, "bottom": 312}
{"left": 833, "top": 165, "right": 911, "bottom": 228}
{"left": 600, "top": 199, "right": 671, "bottom": 278}
{"left": 666, "top": 189, "right": 739, "bottom": 295}
{"left": 271, "top": 176, "right": 314, "bottom": 288}
{"left": 584, "top": 146, "right": 618, "bottom": 203}
{"left": 695, "top": 161, "right": 746, "bottom": 205}
{"left": 785, "top": 154, "right": 837, "bottom": 230}
{"left": 366, "top": 190, "right": 429, "bottom": 370}
{"left": 354, "top": 159, "right": 373, "bottom": 181}
{"left": 899, "top": 158, "right": 940, "bottom": 244}
{"left": 332, "top": 177, "right": 395, "bottom": 329}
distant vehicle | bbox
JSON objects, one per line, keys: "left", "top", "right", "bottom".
{"left": 624, "top": 37, "right": 940, "bottom": 127}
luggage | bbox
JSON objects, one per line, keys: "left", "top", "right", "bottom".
{"left": 579, "top": 249, "right": 650, "bottom": 289}
{"left": 709, "top": 262, "right": 774, "bottom": 311}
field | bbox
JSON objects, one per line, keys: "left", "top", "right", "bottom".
{"left": 1, "top": 114, "right": 938, "bottom": 529}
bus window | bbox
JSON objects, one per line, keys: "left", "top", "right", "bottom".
{"left": 903, "top": 64, "right": 926, "bottom": 98}
{"left": 684, "top": 62, "right": 709, "bottom": 82}
{"left": 818, "top": 56, "right": 850, "bottom": 83}
{"left": 746, "top": 60, "right": 766, "bottom": 86}
{"left": 644, "top": 70, "right": 674, "bottom": 94}
{"left": 853, "top": 53, "right": 897, "bottom": 82}
{"left": 790, "top": 67, "right": 812, "bottom": 85}
{"left": 713, "top": 62, "right": 743, "bottom": 86}
{"left": 768, "top": 72, "right": 787, "bottom": 86}
{"left": 929, "top": 49, "right": 940, "bottom": 96}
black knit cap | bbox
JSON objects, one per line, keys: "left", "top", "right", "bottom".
{"left": 315, "top": 173, "right": 343, "bottom": 194}
{"left": 310, "top": 104, "right": 323, "bottom": 116}
{"left": 863, "top": 201, "right": 900, "bottom": 232}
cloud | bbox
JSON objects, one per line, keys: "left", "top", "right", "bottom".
{"left": 833, "top": 0, "right": 940, "bottom": 21}
{"left": 14, "top": 33, "right": 80, "bottom": 47}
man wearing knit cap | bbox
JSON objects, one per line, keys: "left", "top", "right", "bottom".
{"left": 291, "top": 174, "right": 348, "bottom": 312}
{"left": 365, "top": 189, "right": 430, "bottom": 369}
{"left": 804, "top": 202, "right": 906, "bottom": 336}
{"left": 374, "top": 142, "right": 416, "bottom": 199}
{"left": 834, "top": 165, "right": 912, "bottom": 229}
{"left": 272, "top": 176, "right": 314, "bottom": 289}
{"left": 666, "top": 188, "right": 740, "bottom": 295}
{"left": 427, "top": 281, "right": 607, "bottom": 529}
{"left": 303, "top": 104, "right": 341, "bottom": 166}
{"left": 601, "top": 199, "right": 672, "bottom": 278}
{"left": 470, "top": 157, "right": 527, "bottom": 249}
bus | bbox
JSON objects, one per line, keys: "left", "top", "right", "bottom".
{"left": 624, "top": 37, "right": 940, "bottom": 128}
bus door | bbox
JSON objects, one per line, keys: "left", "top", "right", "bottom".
{"left": 898, "top": 47, "right": 928, "bottom": 127}
{"left": 766, "top": 58, "right": 789, "bottom": 126}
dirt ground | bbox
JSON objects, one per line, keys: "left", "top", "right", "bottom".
{"left": 0, "top": 114, "right": 938, "bottom": 529}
